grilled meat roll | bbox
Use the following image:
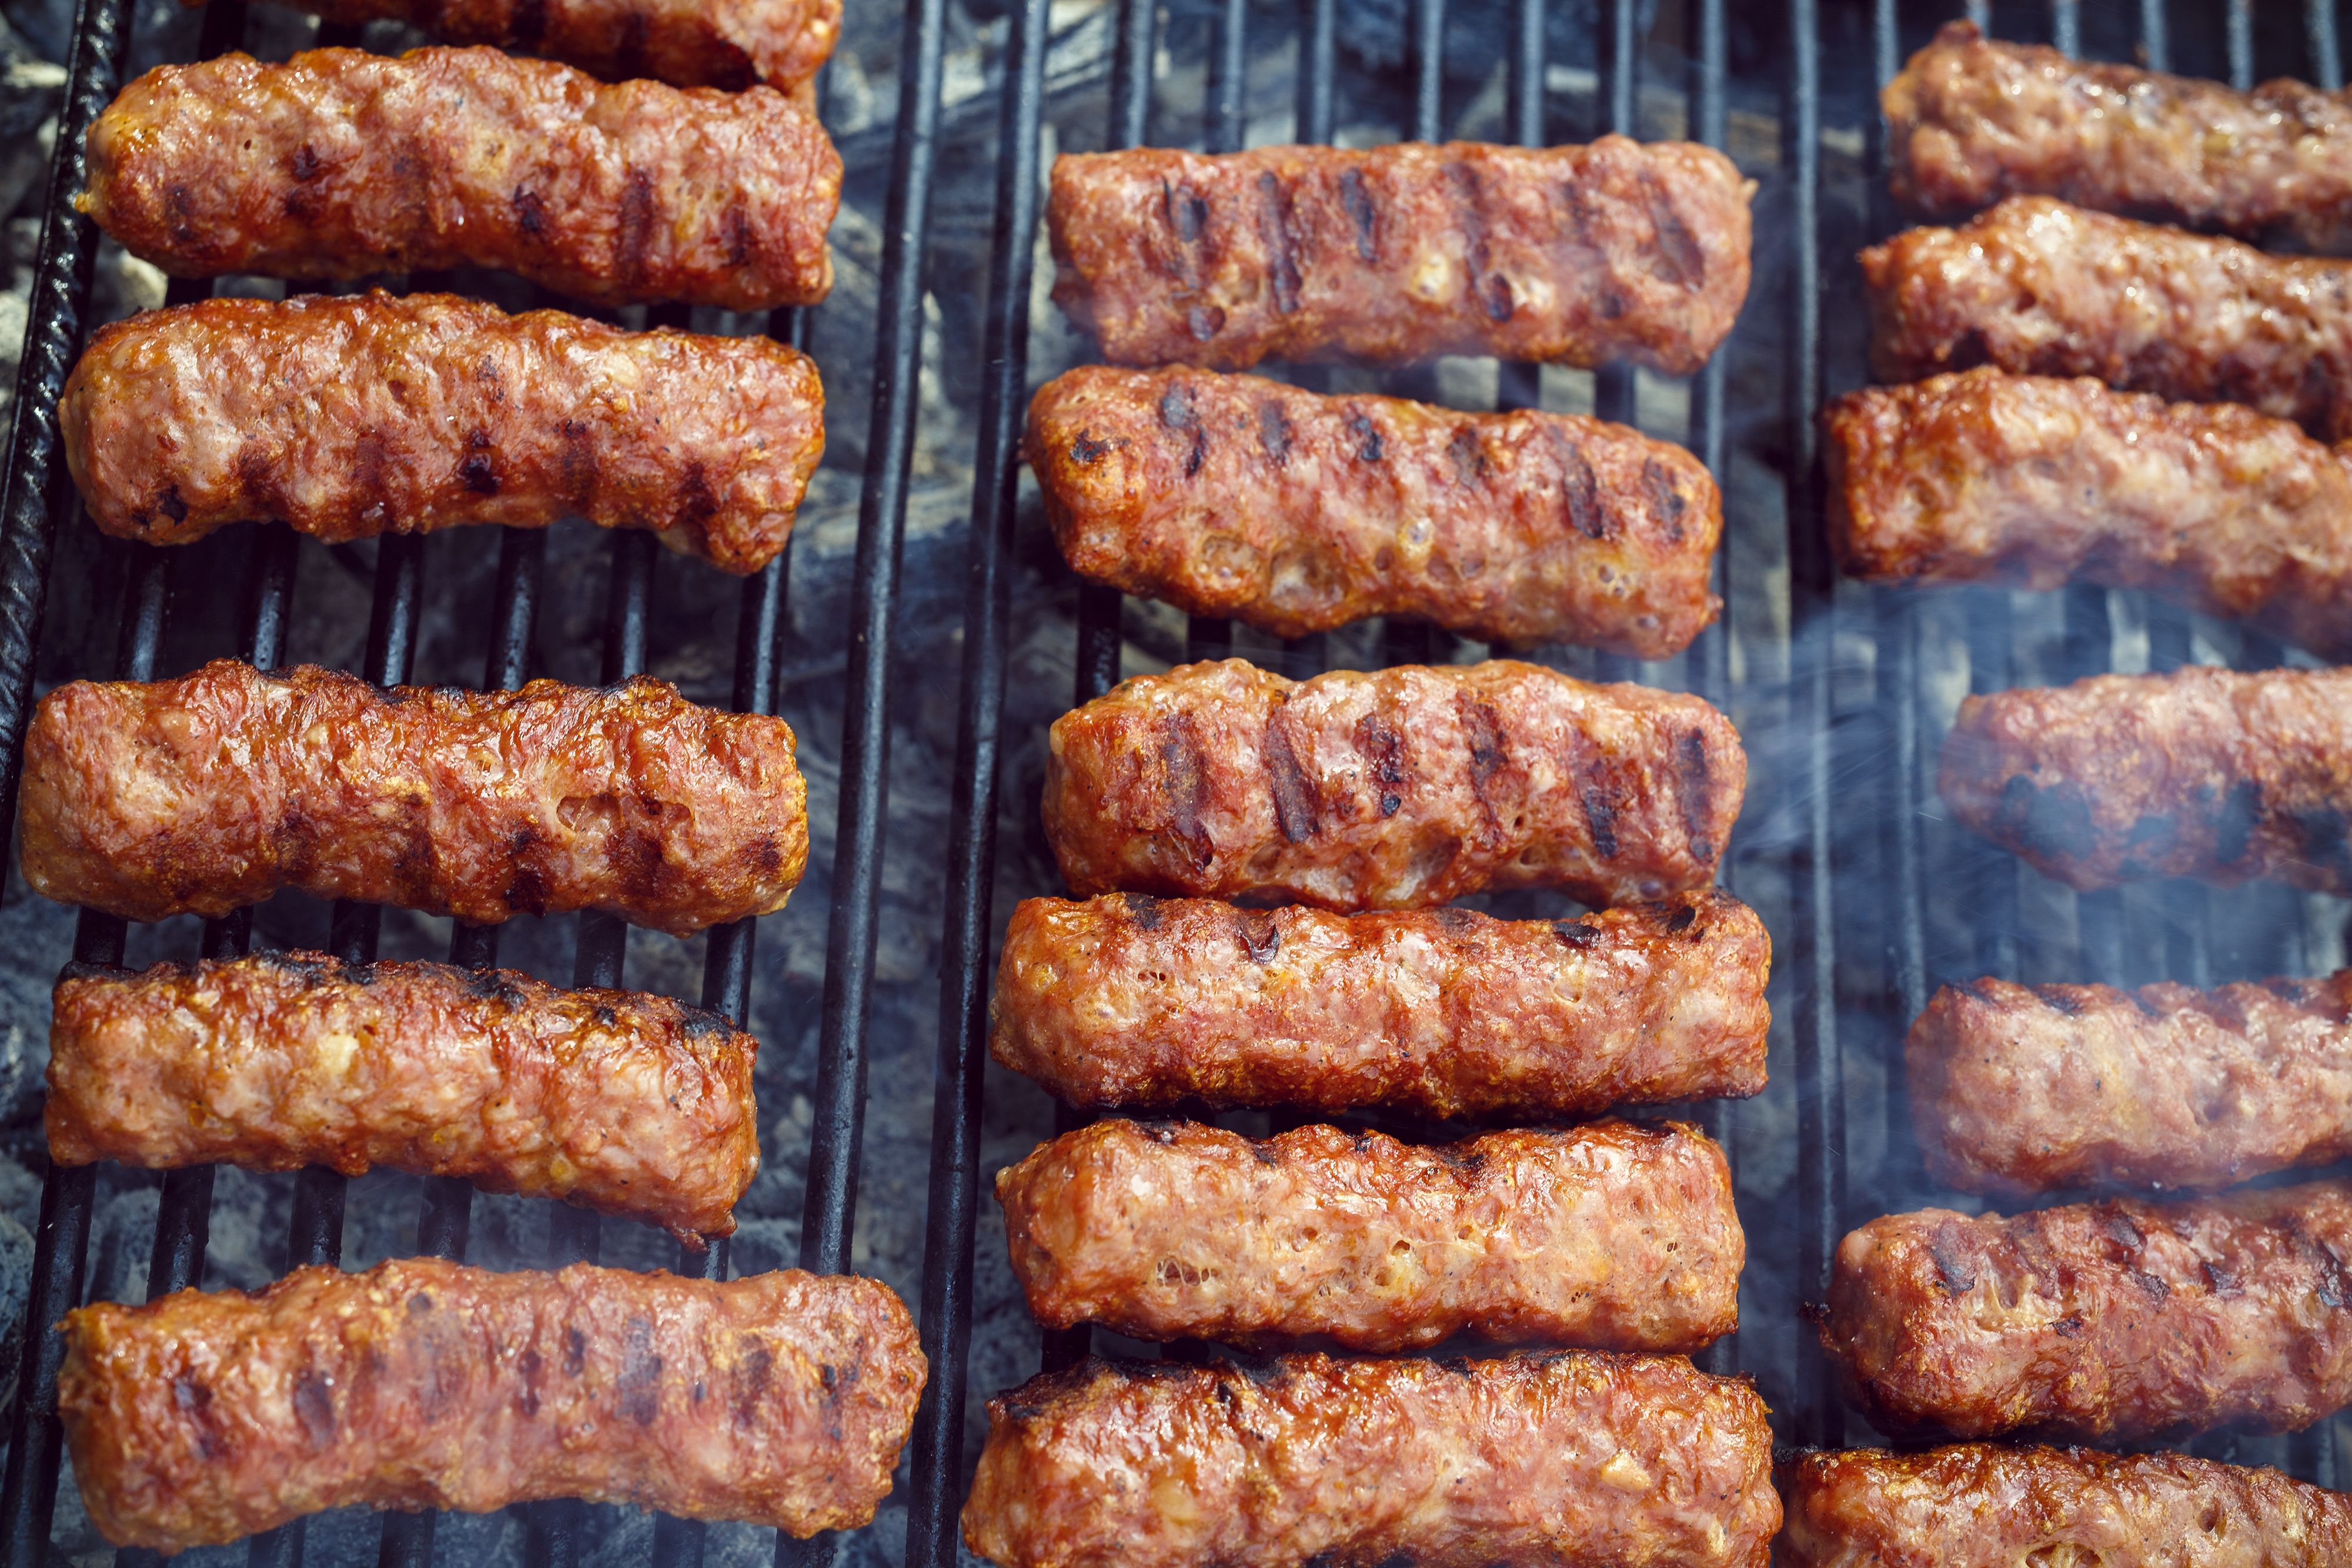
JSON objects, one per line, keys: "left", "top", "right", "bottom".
{"left": 62, "top": 292, "right": 825, "bottom": 574}
{"left": 961, "top": 1350, "right": 1779, "bottom": 1568}
{"left": 1865, "top": 197, "right": 2352, "bottom": 440}
{"left": 997, "top": 1118, "right": 1740, "bottom": 1352}
{"left": 79, "top": 47, "right": 839, "bottom": 310}
{"left": 1826, "top": 368, "right": 2352, "bottom": 660}
{"left": 1047, "top": 136, "right": 1752, "bottom": 373}
{"left": 234, "top": 0, "right": 840, "bottom": 92}
{"left": 59, "top": 1259, "right": 924, "bottom": 1550}
{"left": 1819, "top": 1181, "right": 2352, "bottom": 1443}
{"left": 1886, "top": 21, "right": 2352, "bottom": 254}
{"left": 1043, "top": 658, "right": 1743, "bottom": 911}
{"left": 1937, "top": 665, "right": 2352, "bottom": 894}
{"left": 49, "top": 951, "right": 759, "bottom": 1243}
{"left": 1909, "top": 972, "right": 2352, "bottom": 1200}
{"left": 19, "top": 660, "right": 807, "bottom": 935}
{"left": 989, "top": 890, "right": 1770, "bottom": 1118}
{"left": 1028, "top": 365, "right": 1722, "bottom": 656}
{"left": 1780, "top": 1443, "right": 2352, "bottom": 1567}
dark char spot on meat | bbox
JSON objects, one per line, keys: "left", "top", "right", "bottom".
{"left": 1553, "top": 919, "right": 1600, "bottom": 947}
{"left": 618, "top": 1315, "right": 663, "bottom": 1426}
{"left": 1264, "top": 711, "right": 1321, "bottom": 844}
{"left": 1339, "top": 168, "right": 1378, "bottom": 260}
{"left": 1123, "top": 891, "right": 1165, "bottom": 930}
{"left": 1070, "top": 432, "right": 1118, "bottom": 466}
{"left": 1345, "top": 409, "right": 1383, "bottom": 463}
{"left": 1257, "top": 402, "right": 1294, "bottom": 464}
{"left": 293, "top": 1369, "right": 335, "bottom": 1448}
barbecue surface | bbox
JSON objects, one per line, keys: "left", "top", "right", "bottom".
{"left": 59, "top": 1260, "right": 926, "bottom": 1549}
{"left": 1028, "top": 365, "right": 1721, "bottom": 655}
{"left": 19, "top": 660, "right": 809, "bottom": 934}
{"left": 78, "top": 46, "right": 840, "bottom": 309}
{"left": 61, "top": 290, "right": 826, "bottom": 573}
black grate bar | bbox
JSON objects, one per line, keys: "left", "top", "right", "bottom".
{"left": 1592, "top": 0, "right": 1639, "bottom": 557}
{"left": 1687, "top": 0, "right": 1729, "bottom": 708}
{"left": 1409, "top": 0, "right": 1444, "bottom": 142}
{"left": 2230, "top": 0, "right": 2256, "bottom": 89}
{"left": 1210, "top": 0, "right": 1247, "bottom": 152}
{"left": 2140, "top": 0, "right": 2168, "bottom": 70}
{"left": 1297, "top": 0, "right": 1335, "bottom": 140}
{"left": 1493, "top": 0, "right": 1544, "bottom": 413}
{"left": 2316, "top": 0, "right": 2344, "bottom": 89}
{"left": 2050, "top": 0, "right": 2079, "bottom": 58}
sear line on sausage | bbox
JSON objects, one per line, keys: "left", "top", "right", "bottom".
{"left": 79, "top": 46, "right": 840, "bottom": 310}
{"left": 988, "top": 889, "right": 1770, "bottom": 1119}
{"left": 59, "top": 1259, "right": 925, "bottom": 1550}
{"left": 227, "top": 0, "right": 841, "bottom": 92}
{"left": 1043, "top": 658, "right": 1744, "bottom": 911}
{"left": 960, "top": 1350, "right": 1780, "bottom": 1568}
{"left": 62, "top": 291, "right": 825, "bottom": 574}
{"left": 1909, "top": 972, "right": 2352, "bottom": 1201}
{"left": 1885, "top": 21, "right": 2352, "bottom": 255}
{"left": 995, "top": 1118, "right": 1740, "bottom": 1353}
{"left": 1779, "top": 1443, "right": 2352, "bottom": 1568}
{"left": 19, "top": 660, "right": 808, "bottom": 935}
{"left": 1028, "top": 364, "right": 1722, "bottom": 656}
{"left": 1047, "top": 136, "right": 1752, "bottom": 373}
{"left": 1937, "top": 664, "right": 2352, "bottom": 894}
{"left": 1826, "top": 367, "right": 2352, "bottom": 660}
{"left": 1819, "top": 1180, "right": 2352, "bottom": 1443}
{"left": 48, "top": 951, "right": 760, "bottom": 1243}
{"left": 1864, "top": 196, "right": 2352, "bottom": 441}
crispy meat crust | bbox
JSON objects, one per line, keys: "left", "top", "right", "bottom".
{"left": 18, "top": 660, "right": 808, "bottom": 935}
{"left": 995, "top": 1118, "right": 1740, "bottom": 1352}
{"left": 1819, "top": 1181, "right": 2352, "bottom": 1443}
{"left": 988, "top": 890, "right": 1770, "bottom": 1118}
{"left": 59, "top": 1259, "right": 924, "bottom": 1550}
{"left": 1886, "top": 22, "right": 2352, "bottom": 253}
{"left": 48, "top": 951, "right": 759, "bottom": 1242}
{"left": 1779, "top": 1443, "right": 2352, "bottom": 1567}
{"left": 1826, "top": 367, "right": 2352, "bottom": 660}
{"left": 257, "top": 0, "right": 840, "bottom": 91}
{"left": 960, "top": 1351, "right": 1779, "bottom": 1568}
{"left": 1937, "top": 665, "right": 2352, "bottom": 894}
{"left": 1027, "top": 365, "right": 1722, "bottom": 655}
{"left": 1046, "top": 137, "right": 1751, "bottom": 373}
{"left": 1043, "top": 658, "right": 1743, "bottom": 911}
{"left": 61, "top": 292, "right": 824, "bottom": 574}
{"left": 1864, "top": 198, "right": 2352, "bottom": 440}
{"left": 78, "top": 47, "right": 840, "bottom": 309}
{"left": 1909, "top": 973, "right": 2352, "bottom": 1200}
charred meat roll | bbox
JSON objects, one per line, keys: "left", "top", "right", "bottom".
{"left": 233, "top": 0, "right": 840, "bottom": 92}
{"left": 960, "top": 1350, "right": 1780, "bottom": 1568}
{"left": 1043, "top": 658, "right": 1743, "bottom": 911}
{"left": 1028, "top": 365, "right": 1722, "bottom": 656}
{"left": 1819, "top": 1181, "right": 2352, "bottom": 1443}
{"left": 1886, "top": 21, "right": 2352, "bottom": 254}
{"left": 1826, "top": 368, "right": 2352, "bottom": 660}
{"left": 1865, "top": 197, "right": 2352, "bottom": 441}
{"left": 60, "top": 1259, "right": 925, "bottom": 1550}
{"left": 1780, "top": 1443, "right": 2352, "bottom": 1568}
{"left": 19, "top": 660, "right": 807, "bottom": 935}
{"left": 997, "top": 1118, "right": 1740, "bottom": 1352}
{"left": 62, "top": 292, "right": 825, "bottom": 574}
{"left": 989, "top": 890, "right": 1770, "bottom": 1119}
{"left": 1937, "top": 665, "right": 2352, "bottom": 894}
{"left": 1909, "top": 972, "right": 2352, "bottom": 1200}
{"left": 79, "top": 47, "right": 840, "bottom": 310}
{"left": 1047, "top": 136, "right": 1752, "bottom": 373}
{"left": 48, "top": 951, "right": 760, "bottom": 1243}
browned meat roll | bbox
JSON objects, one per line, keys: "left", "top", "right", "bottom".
{"left": 61, "top": 292, "right": 824, "bottom": 574}
{"left": 1047, "top": 136, "right": 1752, "bottom": 373}
{"left": 1886, "top": 21, "right": 2352, "bottom": 254}
{"left": 235, "top": 0, "right": 840, "bottom": 92}
{"left": 1043, "top": 658, "right": 1744, "bottom": 911}
{"left": 1864, "top": 197, "right": 2352, "bottom": 440}
{"left": 78, "top": 47, "right": 840, "bottom": 310}
{"left": 1028, "top": 365, "right": 1722, "bottom": 656}
{"left": 960, "top": 1350, "right": 1780, "bottom": 1568}
{"left": 19, "top": 660, "right": 808, "bottom": 935}
{"left": 996, "top": 1118, "right": 1740, "bottom": 1352}
{"left": 48, "top": 951, "right": 760, "bottom": 1243}
{"left": 1909, "top": 972, "right": 2352, "bottom": 1200}
{"left": 1780, "top": 1443, "right": 2352, "bottom": 1567}
{"left": 1819, "top": 1181, "right": 2352, "bottom": 1442}
{"left": 59, "top": 1259, "right": 926, "bottom": 1550}
{"left": 1937, "top": 665, "right": 2352, "bottom": 894}
{"left": 988, "top": 890, "right": 1770, "bottom": 1119}
{"left": 1825, "top": 367, "right": 2352, "bottom": 660}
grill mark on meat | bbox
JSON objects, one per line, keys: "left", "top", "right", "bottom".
{"left": 1069, "top": 432, "right": 1118, "bottom": 466}
{"left": 618, "top": 1313, "right": 662, "bottom": 1425}
{"left": 1264, "top": 707, "right": 1322, "bottom": 844}
{"left": 1158, "top": 384, "right": 1208, "bottom": 479}
{"left": 1344, "top": 408, "right": 1384, "bottom": 462}
{"left": 1549, "top": 426, "right": 1605, "bottom": 539}
{"left": 292, "top": 1369, "right": 334, "bottom": 1448}
{"left": 1638, "top": 168, "right": 1704, "bottom": 287}
{"left": 1642, "top": 456, "right": 1687, "bottom": 542}
{"left": 1235, "top": 910, "right": 1281, "bottom": 963}
{"left": 1354, "top": 713, "right": 1408, "bottom": 818}
{"left": 459, "top": 427, "right": 498, "bottom": 494}
{"left": 1456, "top": 695, "right": 1508, "bottom": 841}
{"left": 1926, "top": 1231, "right": 1978, "bottom": 1296}
{"left": 172, "top": 1376, "right": 226, "bottom": 1462}
{"left": 1122, "top": 891, "right": 1165, "bottom": 930}
{"left": 616, "top": 169, "right": 656, "bottom": 289}
{"left": 1447, "top": 426, "right": 1488, "bottom": 487}
{"left": 1553, "top": 917, "right": 1600, "bottom": 947}
{"left": 1256, "top": 402, "right": 1294, "bottom": 464}
{"left": 1677, "top": 730, "right": 1715, "bottom": 863}
{"left": 722, "top": 203, "right": 753, "bottom": 268}
{"left": 1255, "top": 172, "right": 1302, "bottom": 315}
{"left": 1666, "top": 901, "right": 1698, "bottom": 934}
{"left": 1445, "top": 160, "right": 1514, "bottom": 322}
{"left": 563, "top": 1326, "right": 587, "bottom": 1376}
{"left": 1160, "top": 713, "right": 1217, "bottom": 870}
{"left": 1339, "top": 168, "right": 1378, "bottom": 261}
{"left": 513, "top": 185, "right": 549, "bottom": 239}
